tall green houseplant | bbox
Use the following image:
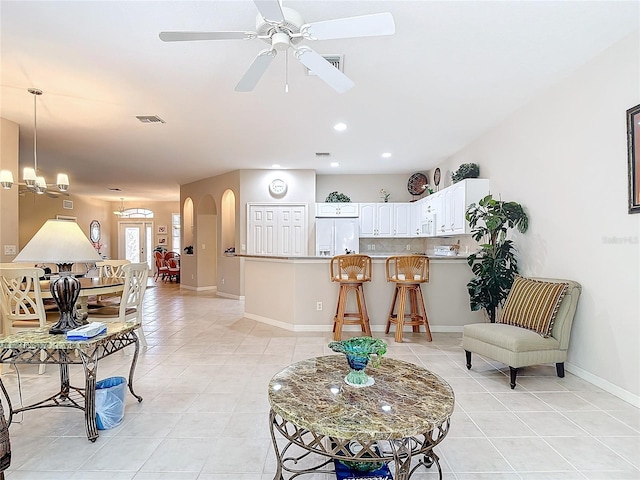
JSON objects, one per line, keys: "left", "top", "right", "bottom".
{"left": 466, "top": 195, "right": 529, "bottom": 322}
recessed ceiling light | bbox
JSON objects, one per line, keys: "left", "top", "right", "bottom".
{"left": 271, "top": 164, "right": 281, "bottom": 168}
{"left": 333, "top": 122, "right": 347, "bottom": 132}
{"left": 330, "top": 162, "right": 340, "bottom": 167}
{"left": 382, "top": 152, "right": 392, "bottom": 158}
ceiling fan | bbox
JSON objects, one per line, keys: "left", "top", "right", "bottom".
{"left": 159, "top": 0, "right": 395, "bottom": 93}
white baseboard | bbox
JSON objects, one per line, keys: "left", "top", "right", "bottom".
{"left": 217, "top": 291, "right": 245, "bottom": 300}
{"left": 566, "top": 361, "right": 640, "bottom": 408}
{"left": 180, "top": 285, "right": 216, "bottom": 292}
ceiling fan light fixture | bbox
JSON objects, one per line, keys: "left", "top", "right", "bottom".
{"left": 23, "top": 167, "right": 37, "bottom": 186}
{"left": 34, "top": 176, "right": 47, "bottom": 194}
{"left": 56, "top": 173, "right": 69, "bottom": 192}
{"left": 0, "top": 170, "right": 14, "bottom": 189}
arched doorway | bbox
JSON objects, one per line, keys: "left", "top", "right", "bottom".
{"left": 197, "top": 195, "right": 217, "bottom": 288}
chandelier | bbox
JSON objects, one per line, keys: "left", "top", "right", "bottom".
{"left": 0, "top": 88, "right": 70, "bottom": 193}
{"left": 113, "top": 197, "right": 126, "bottom": 216}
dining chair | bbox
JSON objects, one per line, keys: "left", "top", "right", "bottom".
{"left": 88, "top": 262, "right": 149, "bottom": 347}
{"left": 0, "top": 267, "right": 50, "bottom": 374}
{"left": 153, "top": 251, "right": 168, "bottom": 282}
{"left": 91, "top": 259, "right": 131, "bottom": 307}
{"left": 164, "top": 252, "right": 180, "bottom": 283}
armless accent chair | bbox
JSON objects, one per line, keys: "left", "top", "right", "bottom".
{"left": 330, "top": 254, "right": 372, "bottom": 341}
{"left": 385, "top": 255, "right": 432, "bottom": 343}
{"left": 463, "top": 277, "right": 581, "bottom": 389}
{"left": 88, "top": 263, "right": 149, "bottom": 347}
{"left": 91, "top": 259, "right": 131, "bottom": 307}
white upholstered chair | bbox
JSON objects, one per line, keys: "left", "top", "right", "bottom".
{"left": 463, "top": 277, "right": 581, "bottom": 389}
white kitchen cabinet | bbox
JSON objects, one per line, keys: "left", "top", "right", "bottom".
{"left": 315, "top": 203, "right": 359, "bottom": 217}
{"left": 435, "top": 178, "right": 490, "bottom": 236}
{"left": 413, "top": 196, "right": 438, "bottom": 237}
{"left": 247, "top": 204, "right": 308, "bottom": 256}
{"left": 359, "top": 203, "right": 412, "bottom": 237}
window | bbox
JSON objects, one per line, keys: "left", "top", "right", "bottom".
{"left": 172, "top": 213, "right": 181, "bottom": 254}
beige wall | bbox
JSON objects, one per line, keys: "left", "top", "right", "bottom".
{"left": 434, "top": 32, "right": 640, "bottom": 404}
{"left": 316, "top": 173, "right": 429, "bottom": 203}
{"left": 0, "top": 118, "right": 19, "bottom": 263}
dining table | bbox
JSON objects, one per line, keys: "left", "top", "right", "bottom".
{"left": 39, "top": 276, "right": 125, "bottom": 316}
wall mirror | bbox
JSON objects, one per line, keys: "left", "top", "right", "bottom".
{"left": 627, "top": 104, "right": 640, "bottom": 214}
{"left": 90, "top": 220, "right": 101, "bottom": 242}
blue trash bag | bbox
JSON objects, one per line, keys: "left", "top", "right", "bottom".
{"left": 95, "top": 376, "right": 126, "bottom": 430}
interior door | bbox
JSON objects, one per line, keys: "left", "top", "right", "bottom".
{"left": 118, "top": 221, "right": 153, "bottom": 269}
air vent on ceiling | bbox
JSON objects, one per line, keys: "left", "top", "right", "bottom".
{"left": 315, "top": 152, "right": 331, "bottom": 157}
{"left": 136, "top": 115, "right": 165, "bottom": 124}
{"left": 305, "top": 55, "right": 343, "bottom": 76}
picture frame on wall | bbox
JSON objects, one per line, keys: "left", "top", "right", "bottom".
{"left": 157, "top": 225, "right": 168, "bottom": 234}
{"left": 627, "top": 103, "right": 640, "bottom": 214}
{"left": 157, "top": 236, "right": 167, "bottom": 245}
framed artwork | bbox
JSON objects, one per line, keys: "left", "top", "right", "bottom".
{"left": 627, "top": 104, "right": 640, "bottom": 214}
{"left": 157, "top": 225, "right": 168, "bottom": 234}
{"left": 157, "top": 236, "right": 167, "bottom": 245}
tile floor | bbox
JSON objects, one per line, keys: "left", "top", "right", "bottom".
{"left": 1, "top": 282, "right": 639, "bottom": 479}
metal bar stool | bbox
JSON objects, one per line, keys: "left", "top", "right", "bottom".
{"left": 385, "top": 255, "right": 432, "bottom": 343}
{"left": 330, "top": 254, "right": 373, "bottom": 341}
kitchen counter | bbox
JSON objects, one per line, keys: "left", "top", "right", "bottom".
{"left": 243, "top": 254, "right": 483, "bottom": 334}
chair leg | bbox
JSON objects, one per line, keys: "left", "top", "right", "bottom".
{"left": 509, "top": 367, "right": 518, "bottom": 389}
{"left": 414, "top": 285, "right": 432, "bottom": 342}
{"left": 356, "top": 285, "right": 371, "bottom": 336}
{"left": 333, "top": 285, "right": 347, "bottom": 341}
{"left": 556, "top": 362, "right": 565, "bottom": 378}
{"left": 385, "top": 286, "right": 398, "bottom": 334}
{"left": 465, "top": 350, "right": 472, "bottom": 369}
{"left": 394, "top": 285, "right": 407, "bottom": 343}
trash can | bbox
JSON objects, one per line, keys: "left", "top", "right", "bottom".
{"left": 95, "top": 376, "right": 126, "bottom": 430}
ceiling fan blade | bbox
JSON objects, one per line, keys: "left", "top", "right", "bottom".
{"left": 302, "top": 12, "right": 395, "bottom": 40}
{"left": 295, "top": 47, "right": 354, "bottom": 93}
{"left": 159, "top": 31, "right": 253, "bottom": 42}
{"left": 254, "top": 0, "right": 285, "bottom": 23}
{"left": 235, "top": 49, "right": 277, "bottom": 92}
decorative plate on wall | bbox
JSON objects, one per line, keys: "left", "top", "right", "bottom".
{"left": 407, "top": 172, "right": 428, "bottom": 196}
{"left": 433, "top": 168, "right": 441, "bottom": 187}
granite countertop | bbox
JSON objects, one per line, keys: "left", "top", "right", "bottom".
{"left": 236, "top": 253, "right": 472, "bottom": 261}
{"left": 0, "top": 322, "right": 137, "bottom": 349}
{"left": 268, "top": 355, "right": 455, "bottom": 441}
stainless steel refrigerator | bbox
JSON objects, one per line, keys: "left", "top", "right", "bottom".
{"left": 315, "top": 218, "right": 359, "bottom": 257}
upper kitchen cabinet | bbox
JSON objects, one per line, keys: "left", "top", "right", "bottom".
{"left": 315, "top": 203, "right": 359, "bottom": 217}
{"left": 434, "top": 178, "right": 490, "bottom": 236}
{"left": 360, "top": 203, "right": 412, "bottom": 238}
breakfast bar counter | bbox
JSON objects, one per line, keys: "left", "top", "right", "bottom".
{"left": 242, "top": 254, "right": 484, "bottom": 333}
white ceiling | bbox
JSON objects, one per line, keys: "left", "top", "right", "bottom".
{"left": 1, "top": 1, "right": 638, "bottom": 202}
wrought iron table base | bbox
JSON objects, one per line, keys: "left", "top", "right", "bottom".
{"left": 0, "top": 329, "right": 142, "bottom": 442}
{"left": 269, "top": 410, "right": 450, "bottom": 480}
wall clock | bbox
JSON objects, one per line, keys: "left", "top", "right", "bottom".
{"left": 433, "top": 168, "right": 441, "bottom": 187}
{"left": 269, "top": 178, "right": 287, "bottom": 197}
{"left": 407, "top": 172, "right": 428, "bottom": 196}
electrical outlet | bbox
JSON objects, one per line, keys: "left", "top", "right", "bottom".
{"left": 316, "top": 302, "right": 323, "bottom": 311}
{"left": 406, "top": 245, "right": 411, "bottom": 251}
{"left": 372, "top": 245, "right": 375, "bottom": 251}
{"left": 221, "top": 278, "right": 225, "bottom": 284}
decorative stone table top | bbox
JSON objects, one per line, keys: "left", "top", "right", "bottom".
{"left": 268, "top": 355, "right": 455, "bottom": 441}
{"left": 0, "top": 322, "right": 137, "bottom": 350}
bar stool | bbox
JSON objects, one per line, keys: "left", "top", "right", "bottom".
{"left": 330, "top": 254, "right": 372, "bottom": 341}
{"left": 385, "top": 255, "right": 432, "bottom": 343}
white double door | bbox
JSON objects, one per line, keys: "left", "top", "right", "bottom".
{"left": 118, "top": 221, "right": 153, "bottom": 269}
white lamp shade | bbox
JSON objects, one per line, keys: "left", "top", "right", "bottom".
{"left": 0, "top": 170, "right": 14, "bottom": 188}
{"left": 56, "top": 173, "right": 69, "bottom": 191}
{"left": 23, "top": 167, "right": 36, "bottom": 184}
{"left": 14, "top": 219, "right": 102, "bottom": 264}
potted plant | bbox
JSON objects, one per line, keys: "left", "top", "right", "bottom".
{"left": 325, "top": 191, "right": 351, "bottom": 203}
{"left": 465, "top": 194, "right": 528, "bottom": 322}
{"left": 452, "top": 163, "right": 480, "bottom": 183}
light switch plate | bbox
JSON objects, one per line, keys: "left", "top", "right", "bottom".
{"left": 4, "top": 245, "right": 17, "bottom": 255}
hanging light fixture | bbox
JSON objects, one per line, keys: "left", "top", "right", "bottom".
{"left": 0, "top": 88, "right": 70, "bottom": 192}
{"left": 113, "top": 197, "right": 126, "bottom": 216}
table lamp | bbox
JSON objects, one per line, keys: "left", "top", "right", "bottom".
{"left": 13, "top": 219, "right": 102, "bottom": 334}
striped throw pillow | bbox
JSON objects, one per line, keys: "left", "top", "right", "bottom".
{"left": 498, "top": 276, "right": 569, "bottom": 337}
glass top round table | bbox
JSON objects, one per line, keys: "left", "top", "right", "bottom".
{"left": 267, "top": 355, "right": 455, "bottom": 480}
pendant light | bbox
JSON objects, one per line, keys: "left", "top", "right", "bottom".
{"left": 113, "top": 197, "right": 126, "bottom": 216}
{"left": 0, "top": 88, "right": 70, "bottom": 192}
